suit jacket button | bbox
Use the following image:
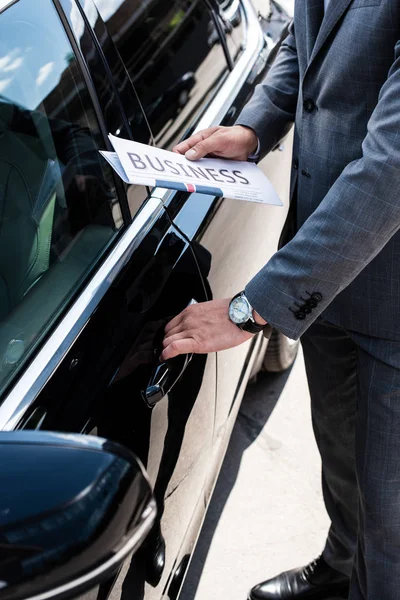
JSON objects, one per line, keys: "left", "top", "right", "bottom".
{"left": 312, "top": 292, "right": 323, "bottom": 302}
{"left": 303, "top": 98, "right": 316, "bottom": 112}
{"left": 296, "top": 311, "right": 306, "bottom": 320}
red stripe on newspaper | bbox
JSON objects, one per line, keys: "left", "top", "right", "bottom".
{"left": 186, "top": 183, "right": 196, "bottom": 193}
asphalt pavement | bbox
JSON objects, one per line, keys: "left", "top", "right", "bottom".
{"left": 180, "top": 348, "right": 330, "bottom": 600}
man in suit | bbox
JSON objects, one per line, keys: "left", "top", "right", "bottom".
{"left": 162, "top": 0, "right": 400, "bottom": 598}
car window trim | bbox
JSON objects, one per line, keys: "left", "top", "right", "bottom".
{"left": 52, "top": 0, "right": 114, "bottom": 159}
{"left": 0, "top": 0, "right": 268, "bottom": 431}
{"left": 219, "top": 0, "right": 242, "bottom": 23}
{"left": 54, "top": 0, "right": 133, "bottom": 225}
{"left": 205, "top": 0, "right": 234, "bottom": 70}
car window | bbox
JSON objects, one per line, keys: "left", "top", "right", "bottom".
{"left": 93, "top": 0, "right": 230, "bottom": 149}
{"left": 0, "top": 0, "right": 125, "bottom": 397}
{"left": 215, "top": 0, "right": 246, "bottom": 64}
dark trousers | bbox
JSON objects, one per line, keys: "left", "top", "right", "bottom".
{"left": 301, "top": 319, "right": 400, "bottom": 600}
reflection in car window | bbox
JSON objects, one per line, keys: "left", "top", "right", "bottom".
{"left": 94, "top": 0, "right": 230, "bottom": 149}
{"left": 0, "top": 0, "right": 124, "bottom": 397}
{"left": 215, "top": 0, "right": 246, "bottom": 64}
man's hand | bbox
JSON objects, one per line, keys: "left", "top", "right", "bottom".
{"left": 172, "top": 125, "right": 258, "bottom": 161}
{"left": 161, "top": 298, "right": 254, "bottom": 361}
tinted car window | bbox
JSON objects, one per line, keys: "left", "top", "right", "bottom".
{"left": 0, "top": 0, "right": 124, "bottom": 397}
{"left": 94, "top": 0, "right": 230, "bottom": 149}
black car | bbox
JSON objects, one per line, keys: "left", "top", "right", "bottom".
{"left": 0, "top": 1, "right": 293, "bottom": 599}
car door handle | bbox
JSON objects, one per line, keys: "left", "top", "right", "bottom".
{"left": 142, "top": 353, "right": 192, "bottom": 408}
{"left": 142, "top": 298, "right": 198, "bottom": 408}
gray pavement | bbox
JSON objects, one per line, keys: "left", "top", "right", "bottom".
{"left": 180, "top": 348, "right": 329, "bottom": 600}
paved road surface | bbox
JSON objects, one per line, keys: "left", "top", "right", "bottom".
{"left": 180, "top": 348, "right": 329, "bottom": 600}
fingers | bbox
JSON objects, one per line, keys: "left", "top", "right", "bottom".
{"left": 161, "top": 298, "right": 250, "bottom": 360}
{"left": 172, "top": 125, "right": 258, "bottom": 162}
{"left": 164, "top": 304, "right": 198, "bottom": 335}
{"left": 164, "top": 314, "right": 184, "bottom": 335}
{"left": 162, "top": 307, "right": 199, "bottom": 359}
{"left": 164, "top": 318, "right": 192, "bottom": 341}
{"left": 163, "top": 330, "right": 192, "bottom": 348}
{"left": 172, "top": 127, "right": 219, "bottom": 155}
{"left": 161, "top": 337, "right": 199, "bottom": 361}
{"left": 172, "top": 127, "right": 221, "bottom": 159}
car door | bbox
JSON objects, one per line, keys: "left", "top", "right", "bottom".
{"left": 91, "top": 0, "right": 292, "bottom": 473}
{"left": 0, "top": 2, "right": 216, "bottom": 600}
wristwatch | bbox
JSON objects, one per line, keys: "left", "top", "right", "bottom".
{"left": 228, "top": 291, "right": 268, "bottom": 334}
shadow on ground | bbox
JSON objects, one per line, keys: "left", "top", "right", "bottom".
{"left": 180, "top": 367, "right": 293, "bottom": 600}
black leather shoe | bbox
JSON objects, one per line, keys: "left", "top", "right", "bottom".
{"left": 144, "top": 523, "right": 166, "bottom": 587}
{"left": 249, "top": 556, "right": 350, "bottom": 599}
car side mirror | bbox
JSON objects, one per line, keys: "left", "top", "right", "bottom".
{"left": 0, "top": 431, "right": 156, "bottom": 600}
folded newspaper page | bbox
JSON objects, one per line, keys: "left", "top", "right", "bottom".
{"left": 100, "top": 134, "right": 282, "bottom": 206}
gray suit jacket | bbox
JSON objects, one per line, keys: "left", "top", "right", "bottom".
{"left": 238, "top": 0, "right": 400, "bottom": 340}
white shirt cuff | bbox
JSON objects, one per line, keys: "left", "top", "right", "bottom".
{"left": 247, "top": 137, "right": 260, "bottom": 162}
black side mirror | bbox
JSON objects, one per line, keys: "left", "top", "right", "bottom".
{"left": 0, "top": 431, "right": 156, "bottom": 600}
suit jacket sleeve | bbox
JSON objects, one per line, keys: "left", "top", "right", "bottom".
{"left": 245, "top": 40, "right": 400, "bottom": 340}
{"left": 235, "top": 20, "right": 299, "bottom": 157}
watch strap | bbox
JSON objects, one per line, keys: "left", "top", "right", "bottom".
{"left": 239, "top": 319, "right": 266, "bottom": 334}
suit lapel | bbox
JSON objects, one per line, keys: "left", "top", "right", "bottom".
{"left": 308, "top": 0, "right": 354, "bottom": 67}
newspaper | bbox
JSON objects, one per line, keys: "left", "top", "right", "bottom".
{"left": 100, "top": 134, "right": 282, "bottom": 206}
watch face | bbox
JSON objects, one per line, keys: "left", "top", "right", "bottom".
{"left": 229, "top": 295, "right": 252, "bottom": 324}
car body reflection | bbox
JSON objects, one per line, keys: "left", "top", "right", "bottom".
{"left": 93, "top": 0, "right": 230, "bottom": 149}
